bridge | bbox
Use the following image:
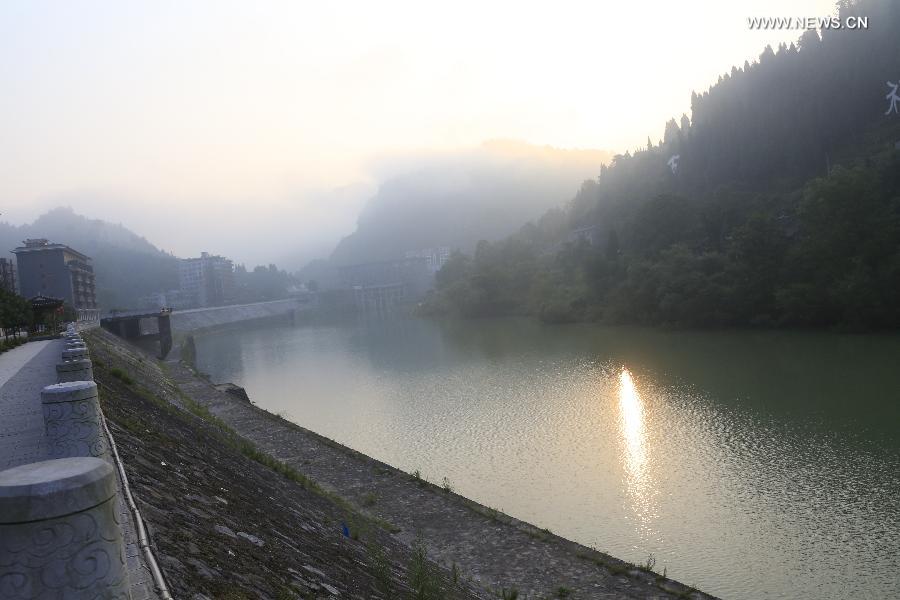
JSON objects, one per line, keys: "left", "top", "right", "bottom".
{"left": 100, "top": 309, "right": 173, "bottom": 358}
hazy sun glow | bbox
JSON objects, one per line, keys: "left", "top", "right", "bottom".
{"left": 0, "top": 0, "right": 840, "bottom": 264}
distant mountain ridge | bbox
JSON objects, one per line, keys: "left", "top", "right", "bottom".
{"left": 0, "top": 207, "right": 178, "bottom": 309}
{"left": 327, "top": 141, "right": 612, "bottom": 267}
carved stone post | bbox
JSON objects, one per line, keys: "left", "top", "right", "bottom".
{"left": 56, "top": 359, "right": 94, "bottom": 384}
{"left": 41, "top": 381, "right": 109, "bottom": 462}
{"left": 0, "top": 457, "right": 132, "bottom": 599}
{"left": 61, "top": 348, "right": 89, "bottom": 361}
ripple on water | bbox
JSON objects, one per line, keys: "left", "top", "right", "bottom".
{"left": 195, "top": 319, "right": 900, "bottom": 600}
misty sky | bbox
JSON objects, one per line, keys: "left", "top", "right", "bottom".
{"left": 0, "top": 0, "right": 838, "bottom": 267}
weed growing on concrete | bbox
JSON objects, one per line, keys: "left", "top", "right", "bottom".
{"left": 362, "top": 492, "right": 378, "bottom": 507}
{"left": 367, "top": 540, "right": 393, "bottom": 598}
{"left": 110, "top": 367, "right": 134, "bottom": 385}
{"left": 408, "top": 540, "right": 447, "bottom": 600}
{"left": 115, "top": 414, "right": 146, "bottom": 435}
{"left": 641, "top": 553, "right": 657, "bottom": 573}
{"left": 496, "top": 588, "right": 519, "bottom": 600}
{"left": 274, "top": 585, "right": 297, "bottom": 600}
{"left": 555, "top": 586, "right": 572, "bottom": 598}
{"left": 441, "top": 477, "right": 453, "bottom": 493}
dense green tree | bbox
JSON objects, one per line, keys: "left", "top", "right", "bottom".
{"left": 0, "top": 290, "right": 32, "bottom": 338}
{"left": 424, "top": 0, "right": 900, "bottom": 331}
{"left": 233, "top": 263, "right": 297, "bottom": 303}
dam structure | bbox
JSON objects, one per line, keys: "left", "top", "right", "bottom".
{"left": 100, "top": 298, "right": 303, "bottom": 357}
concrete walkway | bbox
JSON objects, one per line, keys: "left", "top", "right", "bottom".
{"left": 0, "top": 340, "right": 57, "bottom": 471}
{"left": 0, "top": 338, "right": 160, "bottom": 600}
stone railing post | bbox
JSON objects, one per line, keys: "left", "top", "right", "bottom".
{"left": 61, "top": 347, "right": 89, "bottom": 361}
{"left": 41, "top": 381, "right": 109, "bottom": 462}
{"left": 56, "top": 359, "right": 94, "bottom": 384}
{"left": 0, "top": 457, "right": 132, "bottom": 599}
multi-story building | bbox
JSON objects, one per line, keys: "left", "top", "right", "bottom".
{"left": 179, "top": 252, "right": 234, "bottom": 308}
{"left": 404, "top": 246, "right": 452, "bottom": 274}
{"left": 337, "top": 257, "right": 432, "bottom": 311}
{"left": 12, "top": 239, "right": 97, "bottom": 310}
{"left": 0, "top": 258, "right": 17, "bottom": 294}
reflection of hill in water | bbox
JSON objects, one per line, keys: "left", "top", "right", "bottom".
{"left": 192, "top": 316, "right": 900, "bottom": 600}
{"left": 199, "top": 315, "right": 900, "bottom": 443}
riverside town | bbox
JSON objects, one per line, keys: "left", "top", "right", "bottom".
{"left": 1, "top": 1, "right": 898, "bottom": 599}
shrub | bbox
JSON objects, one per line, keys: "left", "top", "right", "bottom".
{"left": 110, "top": 367, "right": 135, "bottom": 386}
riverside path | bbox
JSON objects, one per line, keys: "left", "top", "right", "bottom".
{"left": 0, "top": 337, "right": 161, "bottom": 600}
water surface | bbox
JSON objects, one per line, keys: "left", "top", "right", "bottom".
{"left": 194, "top": 316, "right": 900, "bottom": 599}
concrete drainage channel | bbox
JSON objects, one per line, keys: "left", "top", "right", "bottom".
{"left": 0, "top": 323, "right": 172, "bottom": 599}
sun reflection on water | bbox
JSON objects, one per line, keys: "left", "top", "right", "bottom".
{"left": 619, "top": 368, "right": 656, "bottom": 534}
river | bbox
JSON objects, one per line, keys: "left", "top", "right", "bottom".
{"left": 192, "top": 315, "right": 900, "bottom": 599}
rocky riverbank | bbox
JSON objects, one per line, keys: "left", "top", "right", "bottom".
{"left": 85, "top": 327, "right": 714, "bottom": 599}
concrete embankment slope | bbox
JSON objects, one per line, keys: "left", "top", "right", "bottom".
{"left": 88, "top": 327, "right": 716, "bottom": 599}
{"left": 84, "top": 327, "right": 486, "bottom": 600}
{"left": 170, "top": 299, "right": 301, "bottom": 334}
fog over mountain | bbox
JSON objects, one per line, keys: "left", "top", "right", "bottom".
{"left": 1, "top": 140, "right": 611, "bottom": 305}
{"left": 323, "top": 141, "right": 611, "bottom": 268}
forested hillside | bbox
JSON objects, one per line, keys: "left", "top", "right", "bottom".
{"left": 425, "top": 0, "right": 900, "bottom": 330}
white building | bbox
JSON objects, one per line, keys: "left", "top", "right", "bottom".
{"left": 404, "top": 247, "right": 451, "bottom": 274}
{"left": 179, "top": 252, "right": 235, "bottom": 308}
